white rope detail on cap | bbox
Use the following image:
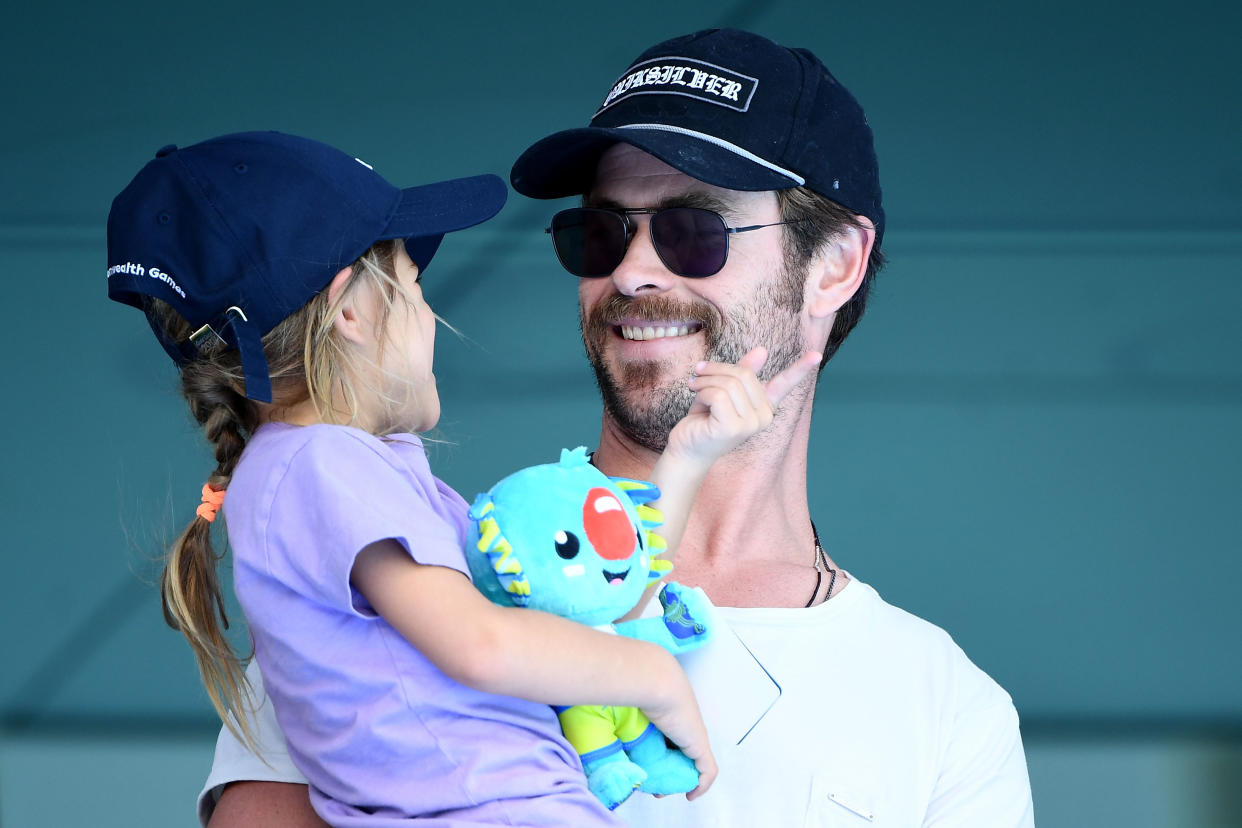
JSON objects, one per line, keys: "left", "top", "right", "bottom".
{"left": 616, "top": 124, "right": 806, "bottom": 185}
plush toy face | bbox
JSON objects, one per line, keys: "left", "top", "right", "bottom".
{"left": 466, "top": 447, "right": 665, "bottom": 627}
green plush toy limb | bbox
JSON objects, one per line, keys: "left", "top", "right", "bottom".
{"left": 554, "top": 703, "right": 701, "bottom": 805}
{"left": 554, "top": 583, "right": 712, "bottom": 807}
{"left": 464, "top": 447, "right": 712, "bottom": 810}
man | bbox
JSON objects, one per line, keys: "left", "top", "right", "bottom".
{"left": 202, "top": 28, "right": 1034, "bottom": 827}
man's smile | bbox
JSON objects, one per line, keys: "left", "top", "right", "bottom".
{"left": 618, "top": 321, "right": 704, "bottom": 341}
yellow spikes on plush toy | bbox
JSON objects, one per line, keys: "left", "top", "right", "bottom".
{"left": 647, "top": 558, "right": 674, "bottom": 581}
{"left": 472, "top": 506, "right": 530, "bottom": 605}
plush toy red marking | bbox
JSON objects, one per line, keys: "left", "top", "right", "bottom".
{"left": 583, "top": 487, "right": 636, "bottom": 561}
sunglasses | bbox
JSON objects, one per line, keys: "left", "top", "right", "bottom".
{"left": 546, "top": 206, "right": 800, "bottom": 278}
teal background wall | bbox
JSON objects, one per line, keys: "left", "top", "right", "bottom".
{"left": 2, "top": 1, "right": 1239, "bottom": 825}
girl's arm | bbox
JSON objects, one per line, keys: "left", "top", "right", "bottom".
{"left": 648, "top": 346, "right": 821, "bottom": 559}
{"left": 350, "top": 541, "right": 716, "bottom": 799}
{"left": 621, "top": 346, "right": 821, "bottom": 623}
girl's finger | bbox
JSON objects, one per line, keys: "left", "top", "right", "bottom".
{"left": 687, "top": 381, "right": 748, "bottom": 423}
{"left": 696, "top": 347, "right": 818, "bottom": 412}
{"left": 695, "top": 346, "right": 768, "bottom": 384}
{"left": 762, "top": 350, "right": 821, "bottom": 408}
{"left": 736, "top": 345, "right": 769, "bottom": 376}
{"left": 690, "top": 374, "right": 768, "bottom": 423}
{"left": 696, "top": 363, "right": 768, "bottom": 414}
{"left": 694, "top": 353, "right": 770, "bottom": 413}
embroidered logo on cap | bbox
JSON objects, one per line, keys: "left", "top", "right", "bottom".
{"left": 106, "top": 261, "right": 187, "bottom": 299}
{"left": 595, "top": 56, "right": 758, "bottom": 117}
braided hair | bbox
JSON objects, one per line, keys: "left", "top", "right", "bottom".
{"left": 155, "top": 241, "right": 399, "bottom": 748}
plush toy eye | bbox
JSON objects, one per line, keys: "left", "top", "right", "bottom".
{"left": 555, "top": 530, "right": 580, "bottom": 559}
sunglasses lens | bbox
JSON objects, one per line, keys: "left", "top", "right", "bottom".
{"left": 650, "top": 208, "right": 728, "bottom": 277}
{"left": 550, "top": 209, "right": 626, "bottom": 277}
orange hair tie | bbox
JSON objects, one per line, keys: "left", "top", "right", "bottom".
{"left": 197, "top": 484, "right": 226, "bottom": 522}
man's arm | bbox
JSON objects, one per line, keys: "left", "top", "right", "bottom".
{"left": 197, "top": 660, "right": 313, "bottom": 827}
{"left": 208, "top": 781, "right": 325, "bottom": 828}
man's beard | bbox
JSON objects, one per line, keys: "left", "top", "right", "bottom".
{"left": 580, "top": 266, "right": 806, "bottom": 452}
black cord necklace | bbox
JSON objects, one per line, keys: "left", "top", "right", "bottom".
{"left": 806, "top": 521, "right": 839, "bottom": 608}
{"left": 595, "top": 445, "right": 835, "bottom": 607}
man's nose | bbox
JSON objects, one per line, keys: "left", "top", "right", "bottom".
{"left": 609, "top": 218, "right": 678, "bottom": 296}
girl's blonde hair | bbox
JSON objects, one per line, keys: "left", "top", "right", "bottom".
{"left": 157, "top": 240, "right": 412, "bottom": 748}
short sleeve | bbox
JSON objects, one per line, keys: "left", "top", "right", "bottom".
{"left": 923, "top": 677, "right": 1035, "bottom": 827}
{"left": 197, "top": 660, "right": 307, "bottom": 826}
{"left": 259, "top": 428, "right": 466, "bottom": 616}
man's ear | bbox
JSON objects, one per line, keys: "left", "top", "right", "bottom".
{"left": 326, "top": 265, "right": 368, "bottom": 344}
{"left": 806, "top": 221, "right": 875, "bottom": 320}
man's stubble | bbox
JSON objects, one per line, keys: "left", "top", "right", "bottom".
{"left": 580, "top": 264, "right": 806, "bottom": 452}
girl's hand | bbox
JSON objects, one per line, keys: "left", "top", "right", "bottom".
{"left": 355, "top": 545, "right": 717, "bottom": 799}
{"left": 638, "top": 662, "right": 718, "bottom": 801}
{"left": 625, "top": 347, "right": 820, "bottom": 621}
{"left": 665, "top": 346, "right": 821, "bottom": 465}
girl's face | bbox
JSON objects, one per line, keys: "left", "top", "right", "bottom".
{"left": 356, "top": 241, "right": 440, "bottom": 433}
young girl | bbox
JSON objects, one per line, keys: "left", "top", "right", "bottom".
{"left": 107, "top": 131, "right": 815, "bottom": 826}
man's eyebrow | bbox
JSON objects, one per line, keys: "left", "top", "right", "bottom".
{"left": 583, "top": 191, "right": 735, "bottom": 215}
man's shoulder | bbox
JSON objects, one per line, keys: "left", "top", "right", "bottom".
{"left": 844, "top": 577, "right": 956, "bottom": 645}
{"left": 845, "top": 578, "right": 1014, "bottom": 707}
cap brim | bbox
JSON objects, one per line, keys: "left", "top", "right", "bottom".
{"left": 383, "top": 173, "right": 508, "bottom": 271}
{"left": 510, "top": 127, "right": 798, "bottom": 199}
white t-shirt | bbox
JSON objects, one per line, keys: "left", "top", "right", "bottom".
{"left": 200, "top": 577, "right": 1034, "bottom": 827}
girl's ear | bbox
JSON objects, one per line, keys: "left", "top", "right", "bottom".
{"left": 807, "top": 222, "right": 875, "bottom": 320}
{"left": 327, "top": 265, "right": 368, "bottom": 345}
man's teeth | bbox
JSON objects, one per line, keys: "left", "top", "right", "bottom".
{"left": 621, "top": 324, "right": 697, "bottom": 341}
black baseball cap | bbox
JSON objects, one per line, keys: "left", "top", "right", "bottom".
{"left": 107, "top": 131, "right": 507, "bottom": 402}
{"left": 511, "top": 28, "right": 883, "bottom": 243}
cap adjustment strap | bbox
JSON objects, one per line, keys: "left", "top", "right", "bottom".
{"left": 219, "top": 306, "right": 273, "bottom": 403}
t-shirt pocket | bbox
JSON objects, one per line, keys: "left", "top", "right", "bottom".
{"left": 805, "top": 773, "right": 876, "bottom": 826}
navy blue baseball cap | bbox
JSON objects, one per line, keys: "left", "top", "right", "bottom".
{"left": 107, "top": 131, "right": 507, "bottom": 402}
{"left": 511, "top": 28, "right": 883, "bottom": 244}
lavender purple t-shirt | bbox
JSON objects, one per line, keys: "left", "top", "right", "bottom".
{"left": 226, "top": 422, "right": 620, "bottom": 826}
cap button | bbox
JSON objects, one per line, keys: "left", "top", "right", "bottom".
{"left": 155, "top": 144, "right": 178, "bottom": 158}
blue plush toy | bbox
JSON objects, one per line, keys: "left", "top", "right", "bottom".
{"left": 465, "top": 447, "right": 713, "bottom": 809}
